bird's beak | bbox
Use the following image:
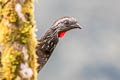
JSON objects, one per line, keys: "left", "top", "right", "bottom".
{"left": 69, "top": 23, "right": 83, "bottom": 30}
{"left": 62, "top": 23, "right": 83, "bottom": 32}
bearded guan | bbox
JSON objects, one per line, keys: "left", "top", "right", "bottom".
{"left": 36, "top": 16, "right": 82, "bottom": 72}
{"left": 0, "top": 16, "right": 82, "bottom": 72}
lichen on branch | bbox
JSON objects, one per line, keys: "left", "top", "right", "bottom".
{"left": 0, "top": 0, "right": 38, "bottom": 80}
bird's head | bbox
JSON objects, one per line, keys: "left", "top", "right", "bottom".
{"left": 52, "top": 16, "right": 82, "bottom": 38}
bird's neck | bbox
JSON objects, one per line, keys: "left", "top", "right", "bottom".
{"left": 38, "top": 28, "right": 59, "bottom": 54}
{"left": 36, "top": 27, "right": 59, "bottom": 71}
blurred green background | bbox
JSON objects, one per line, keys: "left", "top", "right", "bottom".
{"left": 34, "top": 0, "right": 120, "bottom": 80}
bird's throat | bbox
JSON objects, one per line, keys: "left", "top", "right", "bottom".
{"left": 59, "top": 31, "right": 66, "bottom": 38}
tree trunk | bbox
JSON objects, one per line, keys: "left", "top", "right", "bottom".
{"left": 0, "top": 0, "right": 38, "bottom": 80}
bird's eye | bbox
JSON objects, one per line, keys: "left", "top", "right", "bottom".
{"left": 64, "top": 20, "right": 70, "bottom": 25}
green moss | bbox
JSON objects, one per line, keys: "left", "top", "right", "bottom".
{"left": 0, "top": 0, "right": 38, "bottom": 80}
{"left": 1, "top": 46, "right": 22, "bottom": 79}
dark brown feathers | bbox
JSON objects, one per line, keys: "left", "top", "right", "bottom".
{"left": 36, "top": 28, "right": 59, "bottom": 72}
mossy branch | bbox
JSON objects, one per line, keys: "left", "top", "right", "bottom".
{"left": 0, "top": 0, "right": 38, "bottom": 80}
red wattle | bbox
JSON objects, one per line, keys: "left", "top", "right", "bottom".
{"left": 59, "top": 32, "right": 66, "bottom": 38}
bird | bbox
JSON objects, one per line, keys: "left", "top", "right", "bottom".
{"left": 36, "top": 16, "right": 82, "bottom": 72}
{"left": 0, "top": 16, "right": 82, "bottom": 72}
